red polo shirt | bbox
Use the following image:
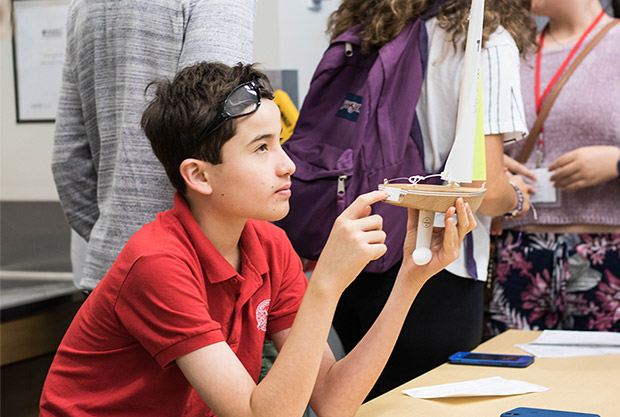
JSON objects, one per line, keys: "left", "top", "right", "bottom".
{"left": 40, "top": 193, "right": 307, "bottom": 416}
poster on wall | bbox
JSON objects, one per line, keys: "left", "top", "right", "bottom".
{"left": 13, "top": 0, "right": 69, "bottom": 123}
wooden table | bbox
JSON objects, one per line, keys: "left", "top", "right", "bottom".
{"left": 355, "top": 330, "right": 620, "bottom": 416}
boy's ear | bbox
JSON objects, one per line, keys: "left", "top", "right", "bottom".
{"left": 179, "top": 158, "right": 212, "bottom": 195}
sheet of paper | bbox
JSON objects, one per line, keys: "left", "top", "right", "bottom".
{"left": 402, "top": 376, "right": 549, "bottom": 399}
{"left": 515, "top": 343, "right": 620, "bottom": 358}
{"left": 531, "top": 330, "right": 620, "bottom": 347}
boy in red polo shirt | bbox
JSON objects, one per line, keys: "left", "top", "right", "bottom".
{"left": 40, "top": 62, "right": 476, "bottom": 417}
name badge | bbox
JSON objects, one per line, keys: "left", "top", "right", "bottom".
{"left": 527, "top": 168, "right": 559, "bottom": 206}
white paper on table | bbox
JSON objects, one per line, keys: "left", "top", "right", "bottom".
{"left": 531, "top": 330, "right": 620, "bottom": 347}
{"left": 402, "top": 376, "right": 549, "bottom": 399}
{"left": 515, "top": 343, "right": 620, "bottom": 358}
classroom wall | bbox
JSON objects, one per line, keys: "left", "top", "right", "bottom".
{"left": 0, "top": 0, "right": 338, "bottom": 203}
{"left": 254, "top": 1, "right": 338, "bottom": 103}
{"left": 0, "top": 35, "right": 58, "bottom": 201}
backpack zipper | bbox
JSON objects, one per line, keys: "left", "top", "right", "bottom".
{"left": 337, "top": 175, "right": 348, "bottom": 213}
{"left": 345, "top": 42, "right": 353, "bottom": 57}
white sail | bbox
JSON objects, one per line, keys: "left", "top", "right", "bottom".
{"left": 441, "top": 0, "right": 485, "bottom": 184}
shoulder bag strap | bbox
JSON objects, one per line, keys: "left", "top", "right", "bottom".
{"left": 518, "top": 18, "right": 620, "bottom": 164}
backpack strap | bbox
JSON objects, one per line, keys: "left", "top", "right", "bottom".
{"left": 332, "top": 24, "right": 363, "bottom": 45}
{"left": 518, "top": 18, "right": 620, "bottom": 164}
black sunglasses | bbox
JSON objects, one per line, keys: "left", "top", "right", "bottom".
{"left": 200, "top": 79, "right": 273, "bottom": 139}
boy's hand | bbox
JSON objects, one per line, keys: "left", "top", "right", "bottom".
{"left": 400, "top": 198, "right": 476, "bottom": 284}
{"left": 312, "top": 190, "right": 389, "bottom": 294}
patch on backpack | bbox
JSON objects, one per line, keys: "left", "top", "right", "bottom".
{"left": 336, "top": 93, "right": 363, "bottom": 121}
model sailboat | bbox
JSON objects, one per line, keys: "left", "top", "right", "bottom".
{"left": 379, "top": 0, "right": 487, "bottom": 265}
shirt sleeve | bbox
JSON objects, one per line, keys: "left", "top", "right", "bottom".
{"left": 51, "top": 14, "right": 99, "bottom": 241}
{"left": 115, "top": 254, "right": 225, "bottom": 368}
{"left": 178, "top": 0, "right": 256, "bottom": 70}
{"left": 481, "top": 41, "right": 528, "bottom": 144}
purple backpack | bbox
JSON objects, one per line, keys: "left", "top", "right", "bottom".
{"left": 276, "top": 18, "right": 433, "bottom": 273}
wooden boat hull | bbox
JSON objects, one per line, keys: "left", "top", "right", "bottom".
{"left": 378, "top": 183, "right": 486, "bottom": 212}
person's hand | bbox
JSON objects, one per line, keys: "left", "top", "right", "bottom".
{"left": 504, "top": 154, "right": 537, "bottom": 182}
{"left": 313, "top": 190, "right": 389, "bottom": 294}
{"left": 399, "top": 198, "right": 477, "bottom": 285}
{"left": 490, "top": 216, "right": 503, "bottom": 236}
{"left": 548, "top": 146, "right": 620, "bottom": 190}
{"left": 506, "top": 173, "right": 533, "bottom": 219}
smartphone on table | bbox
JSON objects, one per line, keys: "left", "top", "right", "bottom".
{"left": 501, "top": 407, "right": 600, "bottom": 417}
{"left": 448, "top": 351, "right": 534, "bottom": 368}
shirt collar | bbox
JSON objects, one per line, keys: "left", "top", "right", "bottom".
{"left": 171, "top": 192, "right": 269, "bottom": 284}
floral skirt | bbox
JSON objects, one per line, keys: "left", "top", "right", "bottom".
{"left": 486, "top": 230, "right": 620, "bottom": 336}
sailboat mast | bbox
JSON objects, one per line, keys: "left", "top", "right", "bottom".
{"left": 441, "top": 0, "right": 486, "bottom": 184}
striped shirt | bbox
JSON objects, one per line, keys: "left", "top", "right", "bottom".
{"left": 52, "top": 0, "right": 256, "bottom": 290}
{"left": 416, "top": 18, "right": 527, "bottom": 281}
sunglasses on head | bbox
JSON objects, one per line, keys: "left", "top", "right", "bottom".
{"left": 199, "top": 79, "right": 273, "bottom": 139}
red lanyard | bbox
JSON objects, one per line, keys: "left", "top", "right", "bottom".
{"left": 533, "top": 10, "right": 605, "bottom": 166}
{"left": 535, "top": 10, "right": 605, "bottom": 115}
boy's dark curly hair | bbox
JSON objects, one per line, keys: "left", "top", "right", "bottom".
{"left": 141, "top": 62, "right": 273, "bottom": 193}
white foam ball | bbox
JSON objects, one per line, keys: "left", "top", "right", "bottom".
{"left": 412, "top": 248, "right": 432, "bottom": 265}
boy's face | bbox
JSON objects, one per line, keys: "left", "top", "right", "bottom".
{"left": 204, "top": 99, "right": 296, "bottom": 222}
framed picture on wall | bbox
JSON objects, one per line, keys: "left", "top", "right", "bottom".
{"left": 12, "top": 0, "right": 69, "bottom": 123}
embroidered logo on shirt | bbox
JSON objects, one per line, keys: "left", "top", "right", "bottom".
{"left": 336, "top": 93, "right": 363, "bottom": 122}
{"left": 256, "top": 299, "right": 270, "bottom": 332}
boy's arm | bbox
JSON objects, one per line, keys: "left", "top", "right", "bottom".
{"left": 305, "top": 198, "right": 476, "bottom": 417}
{"left": 177, "top": 275, "right": 337, "bottom": 417}
{"left": 177, "top": 191, "right": 390, "bottom": 417}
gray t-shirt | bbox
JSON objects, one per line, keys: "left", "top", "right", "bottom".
{"left": 52, "top": 0, "right": 256, "bottom": 290}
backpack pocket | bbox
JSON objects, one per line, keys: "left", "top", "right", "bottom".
{"left": 275, "top": 147, "right": 354, "bottom": 261}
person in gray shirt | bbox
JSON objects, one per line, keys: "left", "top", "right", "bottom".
{"left": 52, "top": 0, "right": 256, "bottom": 291}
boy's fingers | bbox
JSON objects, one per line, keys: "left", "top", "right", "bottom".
{"left": 442, "top": 206, "right": 458, "bottom": 252}
{"left": 458, "top": 201, "right": 477, "bottom": 238}
{"left": 406, "top": 208, "right": 419, "bottom": 230}
{"left": 454, "top": 199, "right": 469, "bottom": 236}
{"left": 342, "top": 190, "right": 390, "bottom": 219}
{"left": 369, "top": 244, "right": 388, "bottom": 260}
{"left": 364, "top": 230, "right": 387, "bottom": 245}
{"left": 356, "top": 214, "right": 384, "bottom": 232}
